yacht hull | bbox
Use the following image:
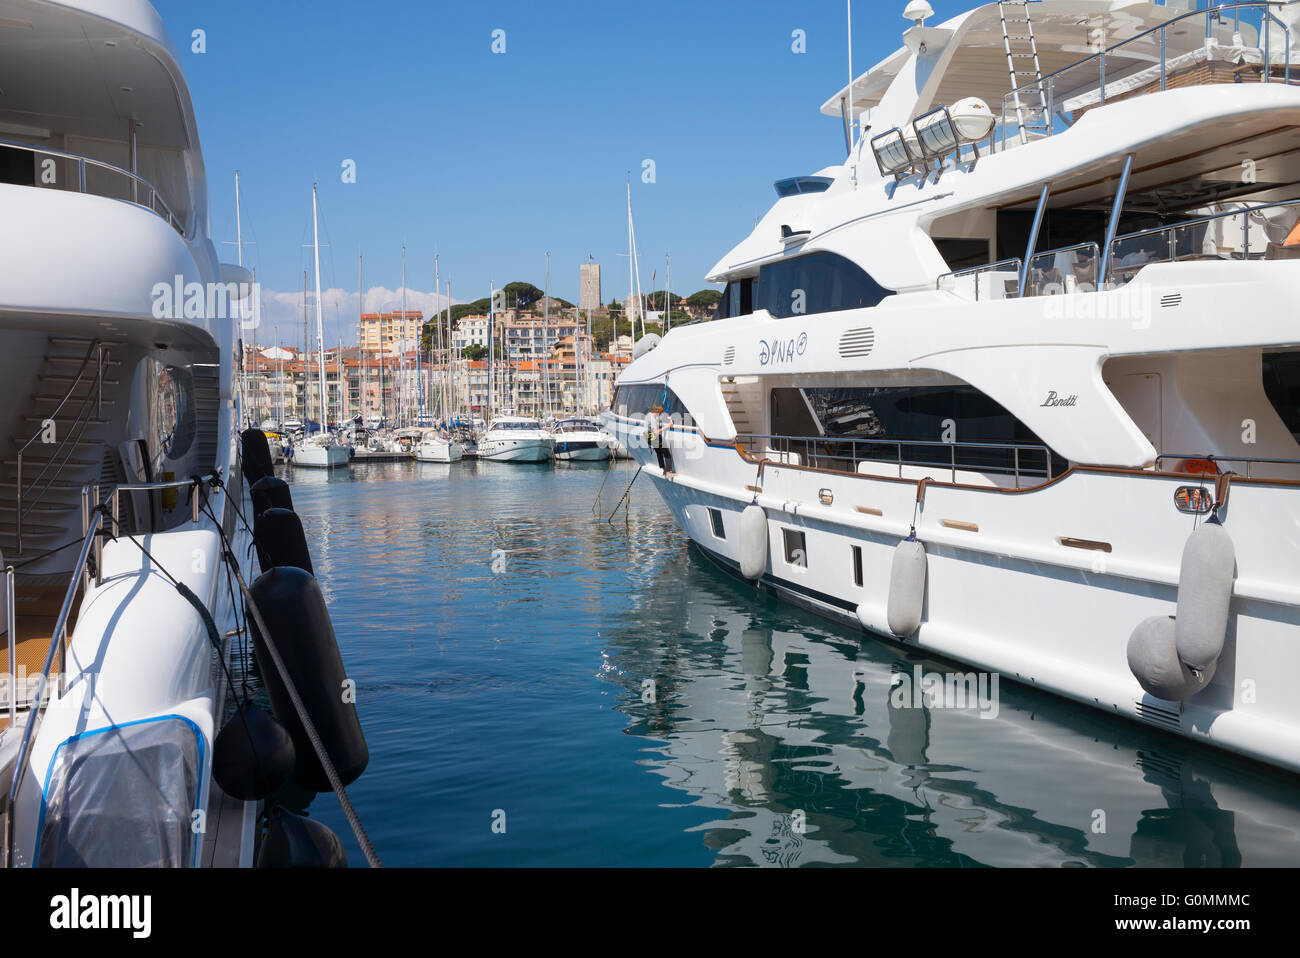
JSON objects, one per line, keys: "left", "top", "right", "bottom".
{"left": 415, "top": 440, "right": 464, "bottom": 463}
{"left": 554, "top": 433, "right": 611, "bottom": 461}
{"left": 293, "top": 443, "right": 349, "bottom": 469}
{"left": 604, "top": 412, "right": 1300, "bottom": 775}
{"left": 478, "top": 438, "right": 553, "bottom": 462}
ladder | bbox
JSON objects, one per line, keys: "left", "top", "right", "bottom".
{"left": 999, "top": 0, "right": 1049, "bottom": 142}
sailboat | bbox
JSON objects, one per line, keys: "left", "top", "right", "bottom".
{"left": 292, "top": 184, "right": 349, "bottom": 469}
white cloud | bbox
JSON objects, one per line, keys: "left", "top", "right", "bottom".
{"left": 248, "top": 286, "right": 455, "bottom": 347}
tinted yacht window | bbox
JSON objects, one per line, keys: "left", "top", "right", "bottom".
{"left": 612, "top": 384, "right": 689, "bottom": 420}
{"left": 714, "top": 278, "right": 756, "bottom": 320}
{"left": 788, "top": 384, "right": 1065, "bottom": 476}
{"left": 755, "top": 252, "right": 891, "bottom": 319}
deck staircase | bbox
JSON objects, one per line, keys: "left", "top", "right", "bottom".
{"left": 999, "top": 0, "right": 1051, "bottom": 142}
{"left": 0, "top": 336, "right": 120, "bottom": 566}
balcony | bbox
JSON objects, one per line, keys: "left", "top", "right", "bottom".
{"left": 0, "top": 137, "right": 185, "bottom": 237}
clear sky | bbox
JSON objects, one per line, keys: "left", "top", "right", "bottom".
{"left": 154, "top": 0, "right": 962, "bottom": 344}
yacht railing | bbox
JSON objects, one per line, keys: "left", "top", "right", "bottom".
{"left": 1155, "top": 452, "right": 1300, "bottom": 478}
{"left": 2, "top": 472, "right": 217, "bottom": 866}
{"left": 14, "top": 340, "right": 104, "bottom": 556}
{"left": 998, "top": 2, "right": 1296, "bottom": 149}
{"left": 1025, "top": 242, "right": 1101, "bottom": 296}
{"left": 738, "top": 432, "right": 1054, "bottom": 488}
{"left": 942, "top": 194, "right": 1300, "bottom": 301}
{"left": 1109, "top": 197, "right": 1300, "bottom": 282}
{"left": 4, "top": 566, "right": 14, "bottom": 729}
{"left": 0, "top": 137, "right": 186, "bottom": 237}
{"left": 935, "top": 257, "right": 1023, "bottom": 300}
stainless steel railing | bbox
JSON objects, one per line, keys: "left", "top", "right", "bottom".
{"left": 738, "top": 431, "right": 1055, "bottom": 488}
{"left": 1155, "top": 452, "right": 1300, "bottom": 478}
{"left": 935, "top": 258, "right": 1023, "bottom": 300}
{"left": 2, "top": 472, "right": 218, "bottom": 866}
{"left": 0, "top": 136, "right": 186, "bottom": 236}
{"left": 1108, "top": 197, "right": 1300, "bottom": 282}
{"left": 940, "top": 193, "right": 1300, "bottom": 300}
{"left": 15, "top": 341, "right": 104, "bottom": 556}
{"left": 998, "top": 1, "right": 1296, "bottom": 149}
{"left": 1024, "top": 242, "right": 1101, "bottom": 296}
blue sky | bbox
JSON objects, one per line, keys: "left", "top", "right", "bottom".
{"left": 155, "top": 0, "right": 962, "bottom": 343}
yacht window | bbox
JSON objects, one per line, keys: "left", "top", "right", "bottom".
{"left": 934, "top": 238, "right": 993, "bottom": 271}
{"left": 713, "top": 278, "right": 756, "bottom": 320}
{"left": 782, "top": 528, "right": 807, "bottom": 567}
{"left": 755, "top": 252, "right": 891, "bottom": 319}
{"left": 611, "top": 384, "right": 689, "bottom": 420}
{"left": 788, "top": 384, "right": 1066, "bottom": 476}
{"left": 708, "top": 508, "right": 725, "bottom": 539}
{"left": 0, "top": 145, "right": 35, "bottom": 186}
{"left": 852, "top": 545, "right": 863, "bottom": 587}
{"left": 1264, "top": 351, "right": 1300, "bottom": 442}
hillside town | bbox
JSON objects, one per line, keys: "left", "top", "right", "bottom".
{"left": 240, "top": 264, "right": 721, "bottom": 427}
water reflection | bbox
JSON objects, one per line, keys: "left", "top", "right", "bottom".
{"left": 602, "top": 547, "right": 1300, "bottom": 867}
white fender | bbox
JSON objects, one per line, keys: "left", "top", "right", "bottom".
{"left": 886, "top": 536, "right": 927, "bottom": 638}
{"left": 737, "top": 505, "right": 768, "bottom": 581}
{"left": 1174, "top": 519, "right": 1235, "bottom": 672}
{"left": 1127, "top": 614, "right": 1216, "bottom": 701}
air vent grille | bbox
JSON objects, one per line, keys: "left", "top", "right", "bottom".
{"left": 1159, "top": 293, "right": 1182, "bottom": 308}
{"left": 722, "top": 345, "right": 736, "bottom": 365}
{"left": 838, "top": 327, "right": 875, "bottom": 359}
{"left": 1135, "top": 701, "right": 1181, "bottom": 731}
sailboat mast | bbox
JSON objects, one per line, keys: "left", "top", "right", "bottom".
{"left": 358, "top": 249, "right": 365, "bottom": 428}
{"left": 626, "top": 178, "right": 634, "bottom": 335}
{"left": 665, "top": 251, "right": 671, "bottom": 334}
{"left": 402, "top": 243, "right": 410, "bottom": 428}
{"left": 434, "top": 253, "right": 442, "bottom": 425}
{"left": 487, "top": 279, "right": 495, "bottom": 424}
{"left": 311, "top": 184, "right": 328, "bottom": 433}
{"left": 543, "top": 252, "right": 550, "bottom": 421}
{"left": 302, "top": 268, "right": 309, "bottom": 423}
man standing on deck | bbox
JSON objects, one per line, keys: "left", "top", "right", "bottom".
{"left": 645, "top": 404, "right": 674, "bottom": 476}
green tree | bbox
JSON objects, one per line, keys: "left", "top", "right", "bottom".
{"left": 686, "top": 289, "right": 722, "bottom": 310}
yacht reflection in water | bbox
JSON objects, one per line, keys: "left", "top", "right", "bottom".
{"left": 602, "top": 545, "right": 1300, "bottom": 867}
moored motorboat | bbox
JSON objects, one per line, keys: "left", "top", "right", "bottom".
{"left": 478, "top": 416, "right": 553, "bottom": 462}
{"left": 552, "top": 417, "right": 612, "bottom": 461}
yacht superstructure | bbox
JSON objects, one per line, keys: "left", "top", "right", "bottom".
{"left": 605, "top": 0, "right": 1300, "bottom": 773}
{"left": 0, "top": 0, "right": 260, "bottom": 865}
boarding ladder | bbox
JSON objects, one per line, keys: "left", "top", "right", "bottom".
{"left": 999, "top": 0, "right": 1050, "bottom": 142}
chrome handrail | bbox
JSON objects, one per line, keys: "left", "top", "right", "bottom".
{"left": 737, "top": 431, "right": 1054, "bottom": 488}
{"left": 936, "top": 257, "right": 1023, "bottom": 300}
{"left": 1155, "top": 452, "right": 1300, "bottom": 479}
{"left": 1026, "top": 242, "right": 1100, "bottom": 294}
{"left": 1115, "top": 197, "right": 1300, "bottom": 244}
{"left": 4, "top": 566, "right": 14, "bottom": 728}
{"left": 15, "top": 341, "right": 103, "bottom": 555}
{"left": 999, "top": 1, "right": 1296, "bottom": 148}
{"left": 3, "top": 498, "right": 101, "bottom": 866}
{"left": 0, "top": 136, "right": 185, "bottom": 237}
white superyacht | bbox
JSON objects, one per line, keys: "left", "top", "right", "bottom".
{"left": 606, "top": 0, "right": 1300, "bottom": 773}
{"left": 0, "top": 0, "right": 371, "bottom": 866}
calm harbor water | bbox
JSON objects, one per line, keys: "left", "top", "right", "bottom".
{"left": 269, "top": 460, "right": 1300, "bottom": 867}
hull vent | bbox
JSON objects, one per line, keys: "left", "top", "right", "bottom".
{"left": 1135, "top": 700, "right": 1181, "bottom": 731}
{"left": 838, "top": 327, "right": 875, "bottom": 359}
{"left": 722, "top": 345, "right": 736, "bottom": 365}
{"left": 1159, "top": 293, "right": 1182, "bottom": 308}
